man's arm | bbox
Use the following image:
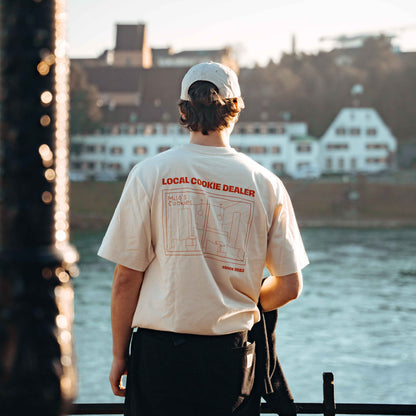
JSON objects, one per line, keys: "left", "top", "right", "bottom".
{"left": 259, "top": 271, "right": 303, "bottom": 312}
{"left": 109, "top": 264, "right": 144, "bottom": 397}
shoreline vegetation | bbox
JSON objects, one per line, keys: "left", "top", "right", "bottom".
{"left": 70, "top": 178, "right": 416, "bottom": 231}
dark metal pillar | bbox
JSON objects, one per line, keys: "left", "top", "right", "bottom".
{"left": 0, "top": 1, "right": 78, "bottom": 415}
{"left": 323, "top": 372, "right": 336, "bottom": 416}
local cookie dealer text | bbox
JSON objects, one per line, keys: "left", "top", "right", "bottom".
{"left": 162, "top": 177, "right": 255, "bottom": 197}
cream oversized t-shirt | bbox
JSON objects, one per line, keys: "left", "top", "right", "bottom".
{"left": 98, "top": 143, "right": 309, "bottom": 335}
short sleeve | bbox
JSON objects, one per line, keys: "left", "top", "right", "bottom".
{"left": 97, "top": 168, "right": 155, "bottom": 271}
{"left": 265, "top": 180, "right": 309, "bottom": 277}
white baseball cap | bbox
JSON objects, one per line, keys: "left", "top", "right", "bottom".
{"left": 180, "top": 62, "right": 241, "bottom": 101}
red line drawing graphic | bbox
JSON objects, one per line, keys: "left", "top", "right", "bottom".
{"left": 162, "top": 188, "right": 254, "bottom": 265}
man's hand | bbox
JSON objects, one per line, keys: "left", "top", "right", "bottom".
{"left": 109, "top": 357, "right": 128, "bottom": 397}
{"left": 110, "top": 264, "right": 144, "bottom": 396}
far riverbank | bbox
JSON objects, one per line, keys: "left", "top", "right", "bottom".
{"left": 70, "top": 179, "right": 416, "bottom": 231}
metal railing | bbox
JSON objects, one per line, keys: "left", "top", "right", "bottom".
{"left": 70, "top": 373, "right": 416, "bottom": 415}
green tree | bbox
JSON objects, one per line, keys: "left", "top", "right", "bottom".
{"left": 70, "top": 62, "right": 102, "bottom": 135}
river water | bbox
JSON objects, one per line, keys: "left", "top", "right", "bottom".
{"left": 73, "top": 227, "right": 416, "bottom": 406}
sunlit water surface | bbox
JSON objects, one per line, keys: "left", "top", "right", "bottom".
{"left": 73, "top": 228, "right": 416, "bottom": 406}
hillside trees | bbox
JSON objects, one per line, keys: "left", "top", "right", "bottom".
{"left": 241, "top": 36, "right": 416, "bottom": 141}
{"left": 70, "top": 63, "right": 102, "bottom": 135}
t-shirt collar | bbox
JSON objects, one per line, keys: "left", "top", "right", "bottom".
{"left": 181, "top": 143, "right": 238, "bottom": 155}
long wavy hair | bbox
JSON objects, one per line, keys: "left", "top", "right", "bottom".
{"left": 178, "top": 81, "right": 244, "bottom": 135}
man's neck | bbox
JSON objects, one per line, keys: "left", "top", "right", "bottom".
{"left": 189, "top": 127, "right": 232, "bottom": 147}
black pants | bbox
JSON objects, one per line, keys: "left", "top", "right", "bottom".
{"left": 124, "top": 328, "right": 258, "bottom": 416}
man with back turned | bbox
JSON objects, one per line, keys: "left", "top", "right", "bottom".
{"left": 98, "top": 62, "right": 309, "bottom": 416}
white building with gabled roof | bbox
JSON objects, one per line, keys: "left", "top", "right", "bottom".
{"left": 320, "top": 107, "right": 397, "bottom": 174}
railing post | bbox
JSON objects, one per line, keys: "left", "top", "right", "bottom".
{"left": 323, "top": 372, "right": 336, "bottom": 416}
{"left": 0, "top": 1, "right": 78, "bottom": 415}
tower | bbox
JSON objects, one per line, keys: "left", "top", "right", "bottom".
{"left": 113, "top": 23, "right": 152, "bottom": 68}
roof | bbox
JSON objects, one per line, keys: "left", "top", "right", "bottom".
{"left": 140, "top": 67, "right": 189, "bottom": 121}
{"left": 101, "top": 105, "right": 143, "bottom": 124}
{"left": 399, "top": 51, "right": 416, "bottom": 66}
{"left": 99, "top": 67, "right": 189, "bottom": 123}
{"left": 84, "top": 66, "right": 141, "bottom": 92}
{"left": 171, "top": 49, "right": 228, "bottom": 58}
{"left": 115, "top": 24, "right": 145, "bottom": 51}
{"left": 151, "top": 48, "right": 173, "bottom": 59}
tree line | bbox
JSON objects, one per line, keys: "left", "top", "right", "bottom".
{"left": 241, "top": 36, "right": 416, "bottom": 141}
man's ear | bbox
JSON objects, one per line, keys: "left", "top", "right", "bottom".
{"left": 179, "top": 108, "right": 186, "bottom": 119}
{"left": 233, "top": 98, "right": 239, "bottom": 111}
{"left": 233, "top": 98, "right": 243, "bottom": 112}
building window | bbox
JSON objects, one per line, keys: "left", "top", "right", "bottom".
{"left": 134, "top": 146, "right": 147, "bottom": 155}
{"left": 366, "top": 158, "right": 386, "bottom": 164}
{"left": 253, "top": 127, "right": 261, "bottom": 135}
{"left": 297, "top": 144, "right": 311, "bottom": 153}
{"left": 85, "top": 145, "right": 95, "bottom": 153}
{"left": 338, "top": 158, "right": 344, "bottom": 169}
{"left": 144, "top": 125, "right": 156, "bottom": 135}
{"left": 120, "top": 124, "right": 129, "bottom": 135}
{"left": 335, "top": 127, "right": 346, "bottom": 135}
{"left": 271, "top": 146, "right": 281, "bottom": 154}
{"left": 297, "top": 162, "right": 310, "bottom": 170}
{"left": 367, "top": 128, "right": 377, "bottom": 136}
{"left": 272, "top": 162, "right": 284, "bottom": 173}
{"left": 247, "top": 146, "right": 267, "bottom": 154}
{"left": 350, "top": 128, "right": 360, "bottom": 135}
{"left": 239, "top": 127, "right": 246, "bottom": 135}
{"left": 268, "top": 127, "right": 277, "bottom": 134}
{"left": 326, "top": 158, "right": 332, "bottom": 169}
{"left": 137, "top": 125, "right": 144, "bottom": 135}
{"left": 351, "top": 158, "right": 357, "bottom": 170}
{"left": 366, "top": 143, "right": 387, "bottom": 150}
{"left": 85, "top": 162, "right": 95, "bottom": 169}
{"left": 98, "top": 145, "right": 106, "bottom": 153}
{"left": 129, "top": 125, "right": 138, "bottom": 135}
{"left": 245, "top": 125, "right": 254, "bottom": 134}
{"left": 110, "top": 147, "right": 123, "bottom": 154}
{"left": 326, "top": 143, "right": 348, "bottom": 150}
{"left": 109, "top": 163, "right": 122, "bottom": 170}
{"left": 158, "top": 146, "right": 170, "bottom": 153}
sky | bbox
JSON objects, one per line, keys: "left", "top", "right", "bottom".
{"left": 67, "top": 0, "right": 416, "bottom": 67}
